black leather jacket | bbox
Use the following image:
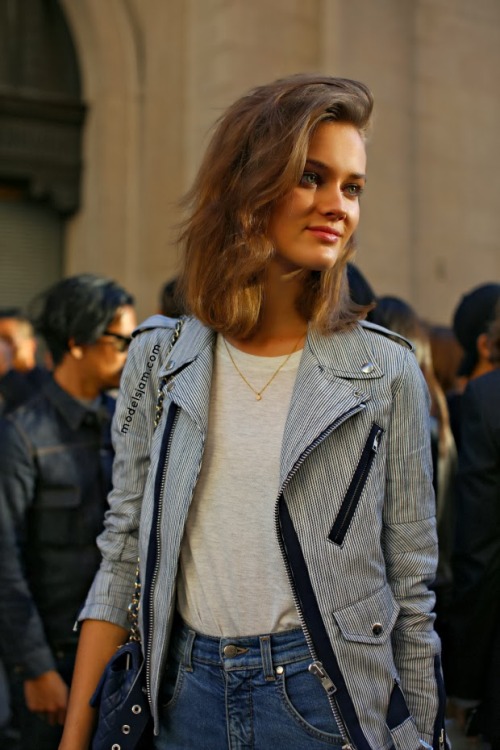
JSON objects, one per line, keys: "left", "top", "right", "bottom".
{"left": 449, "top": 369, "right": 500, "bottom": 738}
{"left": 0, "top": 366, "right": 49, "bottom": 415}
{"left": 0, "top": 376, "right": 114, "bottom": 678}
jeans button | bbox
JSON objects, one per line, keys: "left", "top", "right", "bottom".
{"left": 223, "top": 644, "right": 239, "bottom": 658}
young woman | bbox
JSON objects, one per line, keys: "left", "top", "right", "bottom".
{"left": 60, "top": 75, "right": 446, "bottom": 750}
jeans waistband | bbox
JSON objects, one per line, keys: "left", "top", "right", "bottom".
{"left": 170, "top": 617, "right": 311, "bottom": 681}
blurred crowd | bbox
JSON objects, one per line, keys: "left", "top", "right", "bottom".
{"left": 0, "top": 268, "right": 499, "bottom": 749}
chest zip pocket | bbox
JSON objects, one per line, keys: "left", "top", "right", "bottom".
{"left": 328, "top": 423, "right": 383, "bottom": 547}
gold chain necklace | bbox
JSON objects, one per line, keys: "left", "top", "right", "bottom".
{"left": 222, "top": 335, "right": 304, "bottom": 400}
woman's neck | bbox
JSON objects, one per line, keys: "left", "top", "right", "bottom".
{"left": 225, "top": 260, "right": 309, "bottom": 355}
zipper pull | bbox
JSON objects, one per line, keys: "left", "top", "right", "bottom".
{"left": 372, "top": 428, "right": 382, "bottom": 453}
{"left": 439, "top": 728, "right": 446, "bottom": 750}
{"left": 308, "top": 661, "right": 337, "bottom": 695}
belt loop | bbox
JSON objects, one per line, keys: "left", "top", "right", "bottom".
{"left": 259, "top": 635, "right": 275, "bottom": 682}
{"left": 182, "top": 629, "right": 196, "bottom": 672}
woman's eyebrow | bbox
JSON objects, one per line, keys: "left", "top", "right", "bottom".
{"left": 305, "top": 158, "right": 366, "bottom": 181}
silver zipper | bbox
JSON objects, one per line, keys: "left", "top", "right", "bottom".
{"left": 330, "top": 425, "right": 382, "bottom": 546}
{"left": 275, "top": 501, "right": 353, "bottom": 748}
{"left": 372, "top": 428, "right": 382, "bottom": 453}
{"left": 308, "top": 661, "right": 336, "bottom": 693}
{"left": 274, "top": 404, "right": 364, "bottom": 749}
{"left": 308, "top": 662, "right": 354, "bottom": 750}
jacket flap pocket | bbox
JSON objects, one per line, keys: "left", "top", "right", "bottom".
{"left": 333, "top": 583, "right": 400, "bottom": 644}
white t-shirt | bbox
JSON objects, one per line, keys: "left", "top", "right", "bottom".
{"left": 176, "top": 334, "right": 302, "bottom": 636}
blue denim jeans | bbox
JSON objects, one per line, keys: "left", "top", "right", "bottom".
{"left": 156, "top": 620, "right": 343, "bottom": 749}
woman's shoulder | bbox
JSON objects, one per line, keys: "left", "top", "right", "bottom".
{"left": 129, "top": 314, "right": 182, "bottom": 352}
{"left": 356, "top": 321, "right": 421, "bottom": 384}
{"left": 132, "top": 314, "right": 180, "bottom": 339}
{"left": 309, "top": 321, "right": 418, "bottom": 387}
{"left": 322, "top": 319, "right": 414, "bottom": 362}
{"left": 358, "top": 320, "right": 413, "bottom": 352}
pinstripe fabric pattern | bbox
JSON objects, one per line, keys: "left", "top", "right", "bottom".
{"left": 81, "top": 315, "right": 444, "bottom": 749}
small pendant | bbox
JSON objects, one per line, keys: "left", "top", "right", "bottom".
{"left": 255, "top": 393, "right": 262, "bottom": 401}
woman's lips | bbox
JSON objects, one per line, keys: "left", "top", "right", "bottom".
{"left": 306, "top": 226, "right": 342, "bottom": 243}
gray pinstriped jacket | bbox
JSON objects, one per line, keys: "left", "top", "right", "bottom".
{"left": 81, "top": 315, "right": 446, "bottom": 750}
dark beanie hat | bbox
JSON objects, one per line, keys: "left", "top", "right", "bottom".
{"left": 452, "top": 283, "right": 500, "bottom": 376}
{"left": 347, "top": 263, "right": 377, "bottom": 307}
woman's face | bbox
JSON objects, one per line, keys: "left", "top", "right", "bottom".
{"left": 267, "top": 121, "right": 366, "bottom": 274}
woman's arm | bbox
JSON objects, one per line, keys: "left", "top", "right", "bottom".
{"left": 58, "top": 619, "right": 128, "bottom": 750}
{"left": 78, "top": 325, "right": 174, "bottom": 627}
{"left": 59, "top": 324, "right": 178, "bottom": 748}
{"left": 382, "top": 349, "right": 444, "bottom": 746}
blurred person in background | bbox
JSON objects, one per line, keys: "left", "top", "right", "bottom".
{"left": 0, "top": 308, "right": 49, "bottom": 415}
{"left": 448, "top": 283, "right": 500, "bottom": 450}
{"left": 346, "top": 262, "right": 377, "bottom": 315}
{"left": 0, "top": 309, "right": 51, "bottom": 744}
{"left": 0, "top": 335, "right": 13, "bottom": 380}
{"left": 428, "top": 325, "right": 464, "bottom": 398}
{"left": 447, "top": 310, "right": 500, "bottom": 750}
{"left": 158, "top": 277, "right": 185, "bottom": 318}
{"left": 0, "top": 274, "right": 136, "bottom": 750}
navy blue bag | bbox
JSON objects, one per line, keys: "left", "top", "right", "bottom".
{"left": 90, "top": 640, "right": 152, "bottom": 750}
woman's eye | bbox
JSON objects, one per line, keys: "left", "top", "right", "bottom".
{"left": 300, "top": 171, "right": 320, "bottom": 187}
{"left": 344, "top": 183, "right": 364, "bottom": 197}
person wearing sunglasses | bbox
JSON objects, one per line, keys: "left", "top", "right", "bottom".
{"left": 99, "top": 330, "right": 132, "bottom": 353}
{"left": 0, "top": 274, "right": 136, "bottom": 750}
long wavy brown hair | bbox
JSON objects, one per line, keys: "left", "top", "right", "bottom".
{"left": 177, "top": 74, "right": 374, "bottom": 338}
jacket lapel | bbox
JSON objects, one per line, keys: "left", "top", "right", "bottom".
{"left": 156, "top": 318, "right": 385, "bottom": 484}
{"left": 280, "top": 324, "right": 384, "bottom": 488}
{"left": 158, "top": 317, "right": 215, "bottom": 435}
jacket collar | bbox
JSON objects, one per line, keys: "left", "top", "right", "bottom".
{"left": 159, "top": 318, "right": 385, "bottom": 379}
{"left": 42, "top": 376, "right": 111, "bottom": 431}
{"left": 157, "top": 318, "right": 385, "bottom": 482}
{"left": 158, "top": 317, "right": 215, "bottom": 435}
{"left": 158, "top": 316, "right": 214, "bottom": 378}
{"left": 306, "top": 323, "right": 384, "bottom": 379}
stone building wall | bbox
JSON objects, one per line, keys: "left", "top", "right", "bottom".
{"left": 60, "top": 0, "right": 500, "bottom": 323}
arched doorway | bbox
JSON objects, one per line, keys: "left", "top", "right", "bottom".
{"left": 0, "top": 0, "right": 84, "bottom": 308}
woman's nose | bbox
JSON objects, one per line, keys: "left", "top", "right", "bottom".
{"left": 317, "top": 185, "right": 347, "bottom": 219}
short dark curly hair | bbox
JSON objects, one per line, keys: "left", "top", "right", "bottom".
{"left": 30, "top": 274, "right": 134, "bottom": 365}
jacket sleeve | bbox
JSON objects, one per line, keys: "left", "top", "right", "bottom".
{"left": 0, "top": 417, "right": 57, "bottom": 678}
{"left": 449, "top": 375, "right": 500, "bottom": 700}
{"left": 80, "top": 327, "right": 172, "bottom": 629}
{"left": 382, "top": 350, "right": 445, "bottom": 747}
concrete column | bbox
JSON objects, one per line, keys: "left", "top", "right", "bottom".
{"left": 60, "top": 0, "right": 142, "bottom": 306}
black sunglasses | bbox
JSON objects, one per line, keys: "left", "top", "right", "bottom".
{"left": 101, "top": 330, "right": 132, "bottom": 353}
